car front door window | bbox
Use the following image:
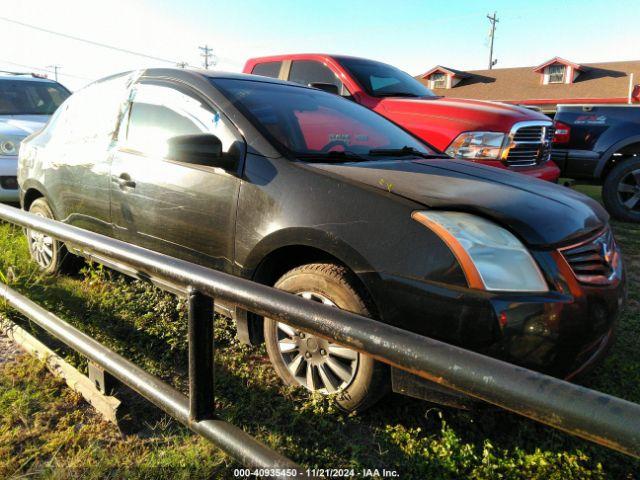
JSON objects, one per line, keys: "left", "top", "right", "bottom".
{"left": 111, "top": 82, "right": 243, "bottom": 271}
{"left": 124, "top": 84, "right": 239, "bottom": 159}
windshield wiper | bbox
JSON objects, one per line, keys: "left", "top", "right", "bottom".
{"left": 296, "top": 150, "right": 370, "bottom": 163}
{"left": 368, "top": 146, "right": 449, "bottom": 159}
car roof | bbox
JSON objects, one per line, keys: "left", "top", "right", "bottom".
{"left": 142, "top": 68, "right": 315, "bottom": 89}
{"left": 246, "top": 53, "right": 382, "bottom": 64}
{"left": 0, "top": 73, "right": 60, "bottom": 84}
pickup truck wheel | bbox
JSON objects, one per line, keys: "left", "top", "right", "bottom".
{"left": 603, "top": 156, "right": 640, "bottom": 223}
{"left": 26, "top": 198, "right": 80, "bottom": 275}
{"left": 264, "top": 263, "right": 390, "bottom": 412}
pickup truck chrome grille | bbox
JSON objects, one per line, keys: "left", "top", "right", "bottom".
{"left": 560, "top": 228, "right": 618, "bottom": 286}
{"left": 504, "top": 122, "right": 554, "bottom": 167}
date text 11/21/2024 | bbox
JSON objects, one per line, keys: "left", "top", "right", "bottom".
{"left": 232, "top": 468, "right": 400, "bottom": 477}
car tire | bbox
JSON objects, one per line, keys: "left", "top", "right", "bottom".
{"left": 264, "top": 263, "right": 390, "bottom": 412}
{"left": 602, "top": 155, "right": 640, "bottom": 223}
{"left": 26, "top": 198, "right": 80, "bottom": 275}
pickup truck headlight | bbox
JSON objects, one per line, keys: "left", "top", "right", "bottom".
{"left": 445, "top": 132, "right": 505, "bottom": 160}
{"left": 0, "top": 139, "right": 17, "bottom": 156}
{"left": 412, "top": 211, "right": 548, "bottom": 292}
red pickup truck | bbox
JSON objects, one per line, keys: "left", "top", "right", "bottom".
{"left": 243, "top": 54, "right": 560, "bottom": 182}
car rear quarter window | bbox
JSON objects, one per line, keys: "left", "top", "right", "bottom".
{"left": 288, "top": 60, "right": 345, "bottom": 93}
{"left": 251, "top": 61, "right": 282, "bottom": 78}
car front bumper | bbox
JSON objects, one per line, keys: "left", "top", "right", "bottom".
{"left": 0, "top": 155, "right": 19, "bottom": 202}
{"left": 365, "top": 249, "right": 626, "bottom": 380}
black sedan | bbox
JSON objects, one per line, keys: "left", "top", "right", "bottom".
{"left": 18, "top": 69, "right": 626, "bottom": 411}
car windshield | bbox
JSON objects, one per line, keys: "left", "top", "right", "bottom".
{"left": 212, "top": 78, "right": 436, "bottom": 160}
{"left": 0, "top": 79, "right": 70, "bottom": 115}
{"left": 335, "top": 57, "right": 436, "bottom": 99}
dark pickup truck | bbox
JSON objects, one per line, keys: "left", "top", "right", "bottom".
{"left": 552, "top": 104, "right": 640, "bottom": 222}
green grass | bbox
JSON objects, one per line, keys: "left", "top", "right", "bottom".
{"left": 0, "top": 184, "right": 639, "bottom": 479}
{"left": 0, "top": 355, "right": 228, "bottom": 479}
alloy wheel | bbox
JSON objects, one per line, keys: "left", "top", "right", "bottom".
{"left": 275, "top": 291, "right": 359, "bottom": 394}
{"left": 28, "top": 213, "right": 55, "bottom": 269}
{"left": 617, "top": 168, "right": 640, "bottom": 212}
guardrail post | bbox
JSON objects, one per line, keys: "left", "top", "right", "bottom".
{"left": 188, "top": 288, "right": 215, "bottom": 422}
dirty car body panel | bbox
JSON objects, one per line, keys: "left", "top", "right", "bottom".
{"left": 18, "top": 69, "right": 626, "bottom": 403}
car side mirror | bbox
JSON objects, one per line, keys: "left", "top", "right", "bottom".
{"left": 309, "top": 82, "right": 340, "bottom": 95}
{"left": 167, "top": 134, "right": 231, "bottom": 169}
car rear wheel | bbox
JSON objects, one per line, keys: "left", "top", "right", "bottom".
{"left": 603, "top": 156, "right": 640, "bottom": 223}
{"left": 26, "top": 198, "right": 80, "bottom": 275}
{"left": 264, "top": 263, "right": 389, "bottom": 412}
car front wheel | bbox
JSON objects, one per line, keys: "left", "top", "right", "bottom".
{"left": 264, "top": 263, "right": 389, "bottom": 412}
{"left": 26, "top": 198, "right": 79, "bottom": 275}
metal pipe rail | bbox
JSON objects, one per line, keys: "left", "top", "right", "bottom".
{"left": 0, "top": 284, "right": 298, "bottom": 471}
{"left": 0, "top": 203, "right": 639, "bottom": 460}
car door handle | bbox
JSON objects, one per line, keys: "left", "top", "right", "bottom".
{"left": 114, "top": 173, "right": 136, "bottom": 189}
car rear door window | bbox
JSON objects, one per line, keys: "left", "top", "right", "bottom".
{"left": 251, "top": 61, "right": 282, "bottom": 78}
{"left": 47, "top": 71, "right": 137, "bottom": 147}
{"left": 288, "top": 60, "right": 346, "bottom": 95}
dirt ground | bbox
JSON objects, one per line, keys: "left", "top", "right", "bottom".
{"left": 0, "top": 331, "right": 21, "bottom": 366}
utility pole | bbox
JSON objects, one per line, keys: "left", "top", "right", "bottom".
{"left": 47, "top": 64, "right": 62, "bottom": 81}
{"left": 486, "top": 11, "right": 499, "bottom": 70}
{"left": 198, "top": 45, "right": 214, "bottom": 70}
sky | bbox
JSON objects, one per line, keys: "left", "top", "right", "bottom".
{"left": 0, "top": 0, "right": 638, "bottom": 90}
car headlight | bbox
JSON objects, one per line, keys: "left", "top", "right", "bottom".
{"left": 445, "top": 132, "right": 505, "bottom": 160}
{"left": 412, "top": 211, "right": 548, "bottom": 292}
{"left": 0, "top": 139, "right": 17, "bottom": 156}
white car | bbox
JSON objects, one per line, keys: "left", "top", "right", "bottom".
{"left": 0, "top": 73, "right": 70, "bottom": 202}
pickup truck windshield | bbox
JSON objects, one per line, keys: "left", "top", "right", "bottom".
{"left": 213, "top": 78, "right": 435, "bottom": 159}
{"left": 335, "top": 57, "right": 436, "bottom": 99}
{"left": 0, "top": 80, "right": 70, "bottom": 115}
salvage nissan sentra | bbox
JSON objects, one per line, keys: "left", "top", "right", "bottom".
{"left": 18, "top": 69, "right": 626, "bottom": 411}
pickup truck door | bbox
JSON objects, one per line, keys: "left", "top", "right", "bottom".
{"left": 110, "top": 80, "right": 243, "bottom": 272}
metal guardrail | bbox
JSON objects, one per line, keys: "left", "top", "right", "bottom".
{"left": 0, "top": 202, "right": 639, "bottom": 466}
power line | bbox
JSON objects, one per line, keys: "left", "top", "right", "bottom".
{"left": 0, "top": 58, "right": 91, "bottom": 81}
{"left": 487, "top": 11, "right": 499, "bottom": 70}
{"left": 0, "top": 15, "right": 185, "bottom": 65}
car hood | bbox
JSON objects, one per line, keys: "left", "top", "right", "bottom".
{"left": 305, "top": 158, "right": 607, "bottom": 247}
{"left": 0, "top": 115, "right": 49, "bottom": 136}
{"left": 380, "top": 97, "right": 549, "bottom": 129}
{"left": 377, "top": 97, "right": 550, "bottom": 150}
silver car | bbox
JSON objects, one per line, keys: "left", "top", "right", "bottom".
{"left": 0, "top": 73, "right": 70, "bottom": 202}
